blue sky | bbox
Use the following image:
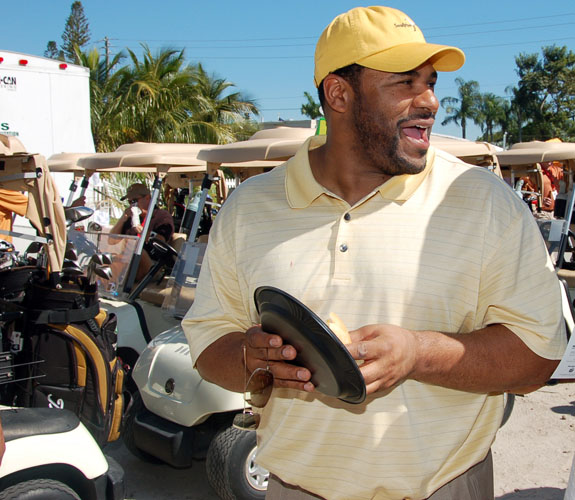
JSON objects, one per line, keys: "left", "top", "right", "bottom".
{"left": 3, "top": 1, "right": 574, "bottom": 140}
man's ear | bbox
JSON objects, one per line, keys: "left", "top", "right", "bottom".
{"left": 322, "top": 74, "right": 354, "bottom": 114}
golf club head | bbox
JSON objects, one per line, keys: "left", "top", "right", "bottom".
{"left": 65, "top": 247, "right": 78, "bottom": 261}
{"left": 62, "top": 260, "right": 84, "bottom": 277}
{"left": 64, "top": 206, "right": 94, "bottom": 225}
{"left": 90, "top": 253, "right": 104, "bottom": 266}
{"left": 94, "top": 265, "right": 113, "bottom": 281}
{"left": 101, "top": 253, "right": 113, "bottom": 265}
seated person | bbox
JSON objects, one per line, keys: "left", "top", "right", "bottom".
{"left": 520, "top": 161, "right": 562, "bottom": 219}
{"left": 110, "top": 183, "right": 174, "bottom": 281}
{"left": 68, "top": 195, "right": 86, "bottom": 208}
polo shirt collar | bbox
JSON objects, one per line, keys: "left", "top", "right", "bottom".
{"left": 286, "top": 135, "right": 436, "bottom": 208}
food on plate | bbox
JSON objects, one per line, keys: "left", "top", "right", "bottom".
{"left": 326, "top": 312, "right": 351, "bottom": 345}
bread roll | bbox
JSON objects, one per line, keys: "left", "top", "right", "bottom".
{"left": 326, "top": 312, "right": 351, "bottom": 345}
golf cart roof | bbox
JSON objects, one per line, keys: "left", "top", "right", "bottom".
{"left": 48, "top": 152, "right": 92, "bottom": 173}
{"left": 198, "top": 126, "right": 316, "bottom": 166}
{"left": 496, "top": 141, "right": 575, "bottom": 166}
{"left": 78, "top": 142, "right": 209, "bottom": 174}
{"left": 430, "top": 134, "right": 501, "bottom": 159}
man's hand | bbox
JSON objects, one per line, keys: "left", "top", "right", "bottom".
{"left": 346, "top": 324, "right": 419, "bottom": 395}
{"left": 245, "top": 325, "right": 314, "bottom": 392}
{"left": 345, "top": 323, "right": 558, "bottom": 395}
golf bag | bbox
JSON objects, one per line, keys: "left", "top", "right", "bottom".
{"left": 1, "top": 276, "right": 125, "bottom": 446}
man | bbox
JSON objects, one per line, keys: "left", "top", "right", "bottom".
{"left": 520, "top": 160, "right": 561, "bottom": 218}
{"left": 110, "top": 183, "right": 174, "bottom": 281}
{"left": 183, "top": 6, "right": 566, "bottom": 500}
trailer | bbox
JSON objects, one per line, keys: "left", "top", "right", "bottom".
{"left": 0, "top": 50, "right": 94, "bottom": 157}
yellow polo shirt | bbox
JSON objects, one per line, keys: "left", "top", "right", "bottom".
{"left": 183, "top": 136, "right": 566, "bottom": 500}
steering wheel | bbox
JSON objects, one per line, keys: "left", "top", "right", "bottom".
{"left": 147, "top": 237, "right": 178, "bottom": 262}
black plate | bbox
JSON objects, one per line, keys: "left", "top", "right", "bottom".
{"left": 254, "top": 286, "right": 366, "bottom": 404}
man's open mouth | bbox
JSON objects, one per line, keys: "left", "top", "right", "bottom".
{"left": 402, "top": 125, "right": 430, "bottom": 146}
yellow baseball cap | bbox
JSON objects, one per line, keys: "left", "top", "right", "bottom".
{"left": 314, "top": 6, "right": 465, "bottom": 87}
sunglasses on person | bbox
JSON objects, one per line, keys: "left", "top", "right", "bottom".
{"left": 232, "top": 344, "right": 274, "bottom": 431}
{"left": 128, "top": 197, "right": 142, "bottom": 205}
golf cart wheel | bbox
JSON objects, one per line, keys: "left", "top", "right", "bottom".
{"left": 122, "top": 391, "right": 162, "bottom": 464}
{"left": 206, "top": 425, "right": 268, "bottom": 500}
{"left": 0, "top": 479, "right": 80, "bottom": 500}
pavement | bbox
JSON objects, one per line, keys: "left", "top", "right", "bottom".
{"left": 107, "top": 383, "right": 575, "bottom": 499}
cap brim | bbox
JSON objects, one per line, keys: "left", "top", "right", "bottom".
{"left": 120, "top": 195, "right": 128, "bottom": 201}
{"left": 357, "top": 42, "right": 465, "bottom": 73}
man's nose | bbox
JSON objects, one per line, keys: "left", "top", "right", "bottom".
{"left": 413, "top": 88, "right": 439, "bottom": 114}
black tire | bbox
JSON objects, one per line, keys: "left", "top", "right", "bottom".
{"left": 117, "top": 347, "right": 139, "bottom": 402}
{"left": 122, "top": 390, "right": 163, "bottom": 464}
{"left": 0, "top": 479, "right": 80, "bottom": 500}
{"left": 206, "top": 425, "right": 268, "bottom": 500}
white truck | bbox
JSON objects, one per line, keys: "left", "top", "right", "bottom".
{"left": 0, "top": 50, "right": 94, "bottom": 158}
{"left": 0, "top": 50, "right": 96, "bottom": 246}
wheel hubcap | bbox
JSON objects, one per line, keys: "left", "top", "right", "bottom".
{"left": 245, "top": 445, "right": 269, "bottom": 491}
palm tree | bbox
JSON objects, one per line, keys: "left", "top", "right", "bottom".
{"left": 440, "top": 78, "right": 481, "bottom": 139}
{"left": 77, "top": 44, "right": 261, "bottom": 151}
{"left": 108, "top": 46, "right": 259, "bottom": 146}
{"left": 110, "top": 45, "right": 199, "bottom": 145}
{"left": 477, "top": 93, "right": 506, "bottom": 143}
{"left": 301, "top": 91, "right": 322, "bottom": 119}
{"left": 75, "top": 46, "right": 126, "bottom": 151}
{"left": 186, "top": 63, "right": 259, "bottom": 143}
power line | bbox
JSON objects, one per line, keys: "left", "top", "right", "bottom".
{"left": 109, "top": 13, "right": 575, "bottom": 44}
{"left": 112, "top": 22, "right": 574, "bottom": 50}
{"left": 423, "top": 12, "right": 575, "bottom": 30}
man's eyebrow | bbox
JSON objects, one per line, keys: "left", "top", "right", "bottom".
{"left": 389, "top": 69, "right": 438, "bottom": 79}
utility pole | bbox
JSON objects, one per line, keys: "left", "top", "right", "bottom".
{"left": 104, "top": 36, "right": 110, "bottom": 75}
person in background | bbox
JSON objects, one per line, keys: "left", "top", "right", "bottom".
{"left": 68, "top": 195, "right": 86, "bottom": 208}
{"left": 0, "top": 189, "right": 28, "bottom": 244}
{"left": 110, "top": 183, "right": 174, "bottom": 281}
{"left": 520, "top": 160, "right": 563, "bottom": 219}
{"left": 183, "top": 6, "right": 566, "bottom": 500}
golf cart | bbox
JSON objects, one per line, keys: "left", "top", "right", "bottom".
{"left": 0, "top": 406, "right": 124, "bottom": 500}
{"left": 496, "top": 140, "right": 575, "bottom": 284}
{"left": 0, "top": 135, "right": 125, "bottom": 499}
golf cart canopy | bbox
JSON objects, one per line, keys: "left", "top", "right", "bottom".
{"left": 430, "top": 134, "right": 502, "bottom": 176}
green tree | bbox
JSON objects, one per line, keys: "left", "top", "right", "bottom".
{"left": 440, "top": 78, "right": 481, "bottom": 139}
{"left": 80, "top": 45, "right": 260, "bottom": 150}
{"left": 510, "top": 45, "right": 575, "bottom": 142}
{"left": 301, "top": 91, "right": 322, "bottom": 119}
{"left": 44, "top": 41, "right": 64, "bottom": 60}
{"left": 476, "top": 93, "right": 507, "bottom": 143}
{"left": 75, "top": 46, "right": 126, "bottom": 151}
{"left": 61, "top": 1, "right": 91, "bottom": 64}
{"left": 188, "top": 63, "right": 259, "bottom": 143}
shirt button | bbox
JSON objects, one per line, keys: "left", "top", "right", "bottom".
{"left": 339, "top": 243, "right": 348, "bottom": 252}
{"left": 344, "top": 213, "right": 351, "bottom": 221}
